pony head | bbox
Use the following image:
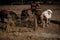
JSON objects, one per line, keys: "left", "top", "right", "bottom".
{"left": 47, "top": 9, "right": 52, "bottom": 13}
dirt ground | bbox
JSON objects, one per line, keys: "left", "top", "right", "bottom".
{"left": 0, "top": 5, "right": 60, "bottom": 40}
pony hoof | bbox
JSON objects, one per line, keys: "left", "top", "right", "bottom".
{"left": 43, "top": 26, "right": 45, "bottom": 28}
{"left": 46, "top": 25, "right": 49, "bottom": 27}
{"left": 48, "top": 22, "right": 50, "bottom": 24}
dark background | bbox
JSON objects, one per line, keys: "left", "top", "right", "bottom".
{"left": 0, "top": 0, "right": 60, "bottom": 5}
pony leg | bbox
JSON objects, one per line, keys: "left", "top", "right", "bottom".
{"left": 41, "top": 18, "right": 45, "bottom": 28}
{"left": 42, "top": 21, "right": 45, "bottom": 28}
{"left": 48, "top": 19, "right": 51, "bottom": 24}
{"left": 46, "top": 19, "right": 49, "bottom": 27}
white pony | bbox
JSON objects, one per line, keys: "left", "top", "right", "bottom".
{"left": 40, "top": 9, "right": 52, "bottom": 28}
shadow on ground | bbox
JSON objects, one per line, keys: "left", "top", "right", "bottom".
{"left": 50, "top": 20, "right": 60, "bottom": 26}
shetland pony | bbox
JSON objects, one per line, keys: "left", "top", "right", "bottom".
{"left": 40, "top": 9, "right": 52, "bottom": 28}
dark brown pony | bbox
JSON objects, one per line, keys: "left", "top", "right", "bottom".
{"left": 0, "top": 10, "right": 18, "bottom": 30}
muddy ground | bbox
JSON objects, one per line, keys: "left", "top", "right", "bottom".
{"left": 0, "top": 5, "right": 60, "bottom": 40}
